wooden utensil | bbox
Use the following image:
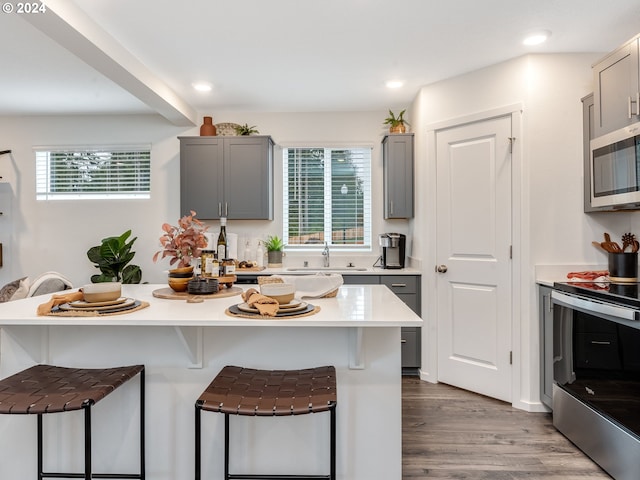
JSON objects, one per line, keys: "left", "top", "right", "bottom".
{"left": 604, "top": 241, "right": 623, "bottom": 253}
{"left": 592, "top": 241, "right": 607, "bottom": 252}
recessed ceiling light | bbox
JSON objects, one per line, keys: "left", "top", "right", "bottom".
{"left": 523, "top": 30, "right": 551, "bottom": 46}
{"left": 386, "top": 80, "right": 404, "bottom": 89}
{"left": 192, "top": 82, "right": 213, "bottom": 92}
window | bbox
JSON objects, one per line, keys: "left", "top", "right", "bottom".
{"left": 35, "top": 145, "right": 151, "bottom": 200}
{"left": 283, "top": 146, "right": 371, "bottom": 249}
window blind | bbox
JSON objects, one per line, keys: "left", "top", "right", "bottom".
{"left": 35, "top": 146, "right": 151, "bottom": 200}
{"left": 283, "top": 147, "right": 372, "bottom": 249}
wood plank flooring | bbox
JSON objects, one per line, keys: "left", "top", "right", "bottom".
{"left": 402, "top": 377, "right": 612, "bottom": 479}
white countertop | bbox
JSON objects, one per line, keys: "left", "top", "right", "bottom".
{"left": 535, "top": 264, "right": 608, "bottom": 287}
{"left": 0, "top": 284, "right": 423, "bottom": 328}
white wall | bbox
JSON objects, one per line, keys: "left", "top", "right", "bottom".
{"left": 0, "top": 111, "right": 412, "bottom": 287}
{"left": 410, "top": 53, "right": 640, "bottom": 410}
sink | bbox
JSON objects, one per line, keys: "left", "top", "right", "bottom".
{"left": 286, "top": 267, "right": 369, "bottom": 272}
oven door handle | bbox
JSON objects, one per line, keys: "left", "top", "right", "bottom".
{"left": 551, "top": 290, "right": 640, "bottom": 321}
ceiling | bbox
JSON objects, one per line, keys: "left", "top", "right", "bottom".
{"left": 2, "top": 0, "right": 639, "bottom": 125}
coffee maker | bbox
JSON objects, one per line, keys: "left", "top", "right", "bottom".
{"left": 379, "top": 233, "right": 406, "bottom": 269}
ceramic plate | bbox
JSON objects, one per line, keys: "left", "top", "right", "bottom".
{"left": 68, "top": 297, "right": 128, "bottom": 308}
{"left": 59, "top": 297, "right": 136, "bottom": 312}
{"left": 276, "top": 299, "right": 303, "bottom": 309}
{"left": 229, "top": 303, "right": 315, "bottom": 317}
{"left": 236, "top": 301, "right": 308, "bottom": 314}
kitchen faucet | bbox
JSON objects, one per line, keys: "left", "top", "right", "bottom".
{"left": 322, "top": 242, "right": 330, "bottom": 267}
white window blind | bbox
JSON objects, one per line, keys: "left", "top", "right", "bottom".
{"left": 35, "top": 145, "right": 151, "bottom": 200}
{"left": 283, "top": 147, "right": 372, "bottom": 249}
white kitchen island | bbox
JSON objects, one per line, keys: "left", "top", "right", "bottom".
{"left": 0, "top": 284, "right": 422, "bottom": 480}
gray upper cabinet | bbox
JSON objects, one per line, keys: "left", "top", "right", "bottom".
{"left": 593, "top": 35, "right": 640, "bottom": 137}
{"left": 179, "top": 135, "right": 274, "bottom": 220}
{"left": 383, "top": 133, "right": 414, "bottom": 219}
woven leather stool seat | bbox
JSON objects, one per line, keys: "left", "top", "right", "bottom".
{"left": 195, "top": 365, "right": 337, "bottom": 480}
{"left": 0, "top": 364, "right": 145, "bottom": 480}
{"left": 197, "top": 365, "right": 337, "bottom": 416}
{"left": 0, "top": 364, "right": 144, "bottom": 414}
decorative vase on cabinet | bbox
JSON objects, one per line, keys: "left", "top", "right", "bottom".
{"left": 200, "top": 116, "right": 217, "bottom": 136}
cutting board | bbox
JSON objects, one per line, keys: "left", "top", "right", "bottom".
{"left": 236, "top": 266, "right": 266, "bottom": 272}
{"left": 152, "top": 286, "right": 243, "bottom": 300}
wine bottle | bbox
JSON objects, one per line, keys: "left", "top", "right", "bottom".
{"left": 217, "top": 217, "right": 227, "bottom": 261}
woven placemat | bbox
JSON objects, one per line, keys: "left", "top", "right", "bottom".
{"left": 225, "top": 305, "right": 321, "bottom": 320}
{"left": 47, "top": 301, "right": 150, "bottom": 317}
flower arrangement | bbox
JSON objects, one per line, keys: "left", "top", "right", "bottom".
{"left": 153, "top": 210, "right": 209, "bottom": 269}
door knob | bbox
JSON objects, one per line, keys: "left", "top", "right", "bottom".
{"left": 435, "top": 265, "right": 448, "bottom": 273}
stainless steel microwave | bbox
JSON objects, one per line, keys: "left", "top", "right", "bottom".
{"left": 590, "top": 123, "right": 640, "bottom": 209}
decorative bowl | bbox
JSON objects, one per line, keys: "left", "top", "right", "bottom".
{"left": 168, "top": 275, "right": 193, "bottom": 292}
{"left": 82, "top": 282, "right": 122, "bottom": 303}
{"left": 260, "top": 282, "right": 295, "bottom": 304}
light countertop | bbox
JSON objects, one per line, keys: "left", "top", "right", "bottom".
{"left": 535, "top": 264, "right": 608, "bottom": 287}
{"left": 0, "top": 284, "right": 423, "bottom": 328}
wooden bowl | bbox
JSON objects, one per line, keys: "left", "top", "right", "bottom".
{"left": 168, "top": 276, "right": 192, "bottom": 292}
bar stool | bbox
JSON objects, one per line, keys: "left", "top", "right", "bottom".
{"left": 0, "top": 364, "right": 145, "bottom": 480}
{"left": 195, "top": 365, "right": 337, "bottom": 480}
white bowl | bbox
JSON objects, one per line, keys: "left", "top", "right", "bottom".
{"left": 82, "top": 282, "right": 122, "bottom": 303}
{"left": 260, "top": 283, "right": 295, "bottom": 304}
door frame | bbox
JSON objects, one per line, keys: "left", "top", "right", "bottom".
{"left": 420, "top": 104, "right": 530, "bottom": 410}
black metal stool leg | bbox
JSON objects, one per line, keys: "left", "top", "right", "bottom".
{"left": 224, "top": 413, "right": 230, "bottom": 480}
{"left": 195, "top": 404, "right": 202, "bottom": 480}
{"left": 37, "top": 414, "right": 44, "bottom": 480}
{"left": 330, "top": 406, "right": 336, "bottom": 480}
{"left": 140, "top": 368, "right": 146, "bottom": 480}
{"left": 84, "top": 406, "right": 92, "bottom": 480}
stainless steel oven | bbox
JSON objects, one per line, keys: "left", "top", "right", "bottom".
{"left": 551, "top": 284, "right": 640, "bottom": 480}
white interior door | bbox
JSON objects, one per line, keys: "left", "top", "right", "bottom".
{"left": 435, "top": 114, "right": 512, "bottom": 402}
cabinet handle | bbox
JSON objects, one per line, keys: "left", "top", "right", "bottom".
{"left": 401, "top": 339, "right": 407, "bottom": 344}
{"left": 591, "top": 340, "right": 611, "bottom": 345}
{"left": 391, "top": 283, "right": 407, "bottom": 288}
{"left": 225, "top": 202, "right": 228, "bottom": 217}
{"left": 390, "top": 200, "right": 394, "bottom": 215}
{"left": 629, "top": 95, "right": 640, "bottom": 118}
{"left": 218, "top": 203, "right": 222, "bottom": 217}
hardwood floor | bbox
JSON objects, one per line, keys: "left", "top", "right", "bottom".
{"left": 402, "top": 377, "right": 612, "bottom": 479}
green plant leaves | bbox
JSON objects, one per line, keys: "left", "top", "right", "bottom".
{"left": 86, "top": 229, "right": 142, "bottom": 283}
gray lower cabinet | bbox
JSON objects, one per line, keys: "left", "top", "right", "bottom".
{"left": 343, "top": 274, "right": 422, "bottom": 371}
{"left": 593, "top": 35, "right": 640, "bottom": 137}
{"left": 382, "top": 133, "right": 414, "bottom": 219}
{"left": 539, "top": 285, "right": 553, "bottom": 409}
{"left": 179, "top": 135, "right": 274, "bottom": 220}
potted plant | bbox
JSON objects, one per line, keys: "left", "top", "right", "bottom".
{"left": 153, "top": 210, "right": 209, "bottom": 271}
{"left": 234, "top": 123, "right": 259, "bottom": 136}
{"left": 264, "top": 235, "right": 284, "bottom": 267}
{"left": 87, "top": 230, "right": 142, "bottom": 283}
{"left": 383, "top": 109, "right": 410, "bottom": 133}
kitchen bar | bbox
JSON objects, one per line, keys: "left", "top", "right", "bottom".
{"left": 0, "top": 284, "right": 421, "bottom": 480}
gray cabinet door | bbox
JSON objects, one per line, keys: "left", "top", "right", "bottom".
{"left": 593, "top": 37, "right": 640, "bottom": 137}
{"left": 224, "top": 136, "right": 273, "bottom": 220}
{"left": 383, "top": 133, "right": 414, "bottom": 219}
{"left": 179, "top": 136, "right": 274, "bottom": 220}
{"left": 179, "top": 137, "right": 224, "bottom": 219}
